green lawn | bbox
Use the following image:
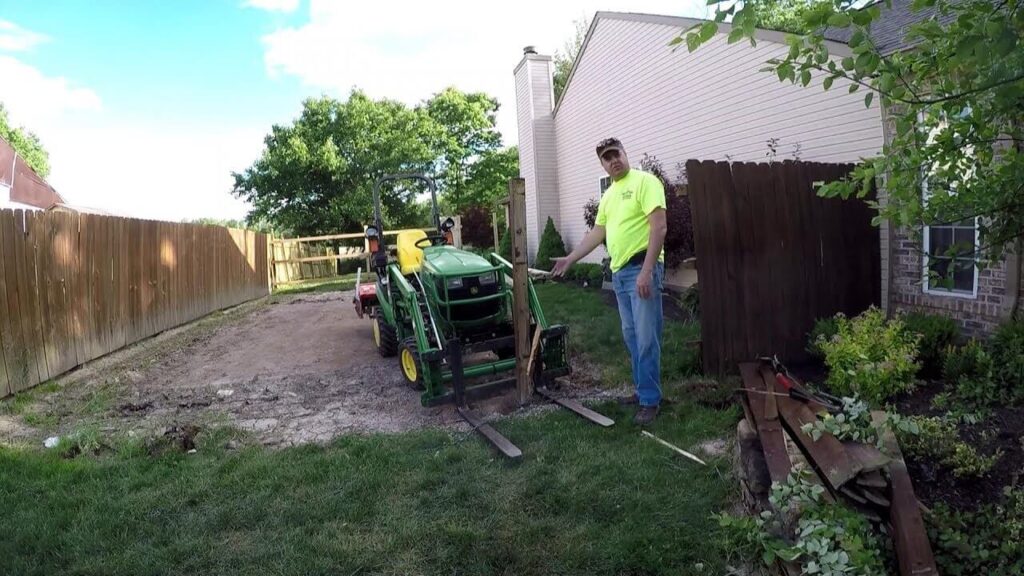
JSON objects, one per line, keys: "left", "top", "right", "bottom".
{"left": 537, "top": 282, "right": 702, "bottom": 386}
{"left": 0, "top": 283, "right": 737, "bottom": 576}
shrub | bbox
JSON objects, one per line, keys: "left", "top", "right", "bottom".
{"left": 927, "top": 488, "right": 1024, "bottom": 576}
{"left": 562, "top": 263, "right": 603, "bottom": 287}
{"left": 807, "top": 315, "right": 840, "bottom": 359}
{"left": 938, "top": 340, "right": 1005, "bottom": 409}
{"left": 639, "top": 154, "right": 694, "bottom": 268}
{"left": 498, "top": 227, "right": 511, "bottom": 261}
{"left": 817, "top": 307, "right": 921, "bottom": 404}
{"left": 991, "top": 319, "right": 1024, "bottom": 399}
{"left": 716, "top": 471, "right": 887, "bottom": 575}
{"left": 534, "top": 217, "right": 567, "bottom": 271}
{"left": 902, "top": 312, "right": 960, "bottom": 377}
{"left": 458, "top": 205, "right": 494, "bottom": 249}
{"left": 583, "top": 197, "right": 599, "bottom": 231}
{"left": 899, "top": 416, "right": 1001, "bottom": 478}
{"left": 943, "top": 340, "right": 994, "bottom": 382}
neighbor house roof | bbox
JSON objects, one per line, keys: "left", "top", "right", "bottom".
{"left": 818, "top": 0, "right": 960, "bottom": 55}
{"left": 0, "top": 135, "right": 65, "bottom": 210}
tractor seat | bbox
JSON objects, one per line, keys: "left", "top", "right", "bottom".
{"left": 396, "top": 229, "right": 428, "bottom": 275}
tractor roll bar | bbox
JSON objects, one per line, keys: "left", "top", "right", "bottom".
{"left": 371, "top": 174, "right": 441, "bottom": 239}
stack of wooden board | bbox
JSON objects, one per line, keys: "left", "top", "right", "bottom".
{"left": 737, "top": 362, "right": 938, "bottom": 576}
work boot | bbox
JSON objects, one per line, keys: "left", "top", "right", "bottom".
{"left": 633, "top": 405, "right": 659, "bottom": 426}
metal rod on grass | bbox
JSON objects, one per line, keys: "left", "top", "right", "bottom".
{"left": 641, "top": 431, "right": 708, "bottom": 466}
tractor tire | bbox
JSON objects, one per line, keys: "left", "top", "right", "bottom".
{"left": 399, "top": 338, "right": 425, "bottom": 391}
{"left": 374, "top": 316, "right": 398, "bottom": 357}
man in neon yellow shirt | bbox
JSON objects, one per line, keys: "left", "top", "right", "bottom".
{"left": 552, "top": 138, "right": 668, "bottom": 425}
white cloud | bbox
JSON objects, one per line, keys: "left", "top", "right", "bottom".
{"left": 0, "top": 20, "right": 49, "bottom": 52}
{"left": 260, "top": 0, "right": 708, "bottom": 144}
{"left": 0, "top": 55, "right": 101, "bottom": 130}
{"left": 0, "top": 55, "right": 259, "bottom": 222}
{"left": 45, "top": 122, "right": 264, "bottom": 222}
{"left": 243, "top": 0, "right": 300, "bottom": 13}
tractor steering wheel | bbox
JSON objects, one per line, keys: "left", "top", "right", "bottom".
{"left": 415, "top": 234, "right": 447, "bottom": 249}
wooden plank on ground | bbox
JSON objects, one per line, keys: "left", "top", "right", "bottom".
{"left": 873, "top": 411, "right": 938, "bottom": 576}
{"left": 740, "top": 362, "right": 792, "bottom": 484}
{"left": 775, "top": 376, "right": 862, "bottom": 492}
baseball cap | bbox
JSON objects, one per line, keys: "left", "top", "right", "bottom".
{"left": 595, "top": 137, "right": 624, "bottom": 158}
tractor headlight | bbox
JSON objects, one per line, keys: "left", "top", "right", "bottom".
{"left": 478, "top": 272, "right": 497, "bottom": 286}
{"left": 446, "top": 277, "right": 464, "bottom": 289}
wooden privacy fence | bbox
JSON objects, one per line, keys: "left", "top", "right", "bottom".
{"left": 270, "top": 218, "right": 462, "bottom": 287}
{"left": 686, "top": 160, "right": 880, "bottom": 374}
{"left": 0, "top": 209, "right": 270, "bottom": 398}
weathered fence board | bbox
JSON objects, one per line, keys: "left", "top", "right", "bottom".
{"left": 0, "top": 209, "right": 271, "bottom": 398}
{"left": 687, "top": 160, "right": 880, "bottom": 374}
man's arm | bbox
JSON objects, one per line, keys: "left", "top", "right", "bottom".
{"left": 636, "top": 208, "right": 667, "bottom": 298}
{"left": 551, "top": 225, "right": 606, "bottom": 276}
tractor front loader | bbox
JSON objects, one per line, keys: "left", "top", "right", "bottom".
{"left": 353, "top": 174, "right": 612, "bottom": 458}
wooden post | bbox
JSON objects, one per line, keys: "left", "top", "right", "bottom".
{"left": 363, "top": 225, "right": 371, "bottom": 274}
{"left": 492, "top": 206, "right": 500, "bottom": 251}
{"left": 453, "top": 215, "right": 463, "bottom": 249}
{"left": 509, "top": 178, "right": 531, "bottom": 405}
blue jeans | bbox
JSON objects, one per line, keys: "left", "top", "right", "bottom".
{"left": 612, "top": 262, "right": 664, "bottom": 407}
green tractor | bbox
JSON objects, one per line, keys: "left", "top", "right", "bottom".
{"left": 354, "top": 174, "right": 611, "bottom": 457}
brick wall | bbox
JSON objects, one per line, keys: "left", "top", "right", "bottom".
{"left": 889, "top": 228, "right": 1020, "bottom": 337}
{"left": 881, "top": 103, "right": 1022, "bottom": 337}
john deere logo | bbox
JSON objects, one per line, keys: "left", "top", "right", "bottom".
{"left": 470, "top": 286, "right": 479, "bottom": 295}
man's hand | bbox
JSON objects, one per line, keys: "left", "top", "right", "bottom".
{"left": 636, "top": 268, "right": 653, "bottom": 299}
{"left": 551, "top": 256, "right": 574, "bottom": 277}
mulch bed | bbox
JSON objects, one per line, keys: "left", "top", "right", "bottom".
{"left": 789, "top": 359, "right": 1023, "bottom": 513}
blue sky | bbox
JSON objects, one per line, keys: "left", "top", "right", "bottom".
{"left": 0, "top": 0, "right": 705, "bottom": 222}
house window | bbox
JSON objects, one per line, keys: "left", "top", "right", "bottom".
{"left": 923, "top": 219, "right": 978, "bottom": 296}
{"left": 918, "top": 107, "right": 979, "bottom": 298}
{"left": 599, "top": 176, "right": 611, "bottom": 195}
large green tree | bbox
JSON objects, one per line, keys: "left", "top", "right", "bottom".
{"left": 0, "top": 103, "right": 50, "bottom": 179}
{"left": 678, "top": 0, "right": 1024, "bottom": 266}
{"left": 756, "top": 0, "right": 832, "bottom": 33}
{"left": 424, "top": 87, "right": 503, "bottom": 210}
{"left": 232, "top": 91, "right": 439, "bottom": 237}
{"left": 461, "top": 146, "right": 519, "bottom": 209}
{"left": 553, "top": 17, "right": 591, "bottom": 102}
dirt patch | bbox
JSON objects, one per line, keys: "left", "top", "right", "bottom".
{"left": 3, "top": 291, "right": 609, "bottom": 448}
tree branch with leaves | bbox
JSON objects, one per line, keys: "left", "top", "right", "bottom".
{"left": 675, "top": 0, "right": 1024, "bottom": 266}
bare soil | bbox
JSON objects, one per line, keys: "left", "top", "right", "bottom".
{"left": 2, "top": 291, "right": 611, "bottom": 448}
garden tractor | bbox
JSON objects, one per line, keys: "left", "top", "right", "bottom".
{"left": 353, "top": 173, "right": 612, "bottom": 458}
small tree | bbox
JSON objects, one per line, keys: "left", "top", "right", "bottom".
{"left": 458, "top": 204, "right": 493, "bottom": 248}
{"left": 534, "top": 217, "right": 567, "bottom": 270}
{"left": 498, "top": 227, "right": 512, "bottom": 261}
{"left": 639, "top": 154, "right": 695, "bottom": 268}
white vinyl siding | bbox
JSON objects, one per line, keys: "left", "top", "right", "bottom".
{"left": 514, "top": 55, "right": 558, "bottom": 263}
{"left": 549, "top": 15, "right": 885, "bottom": 263}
